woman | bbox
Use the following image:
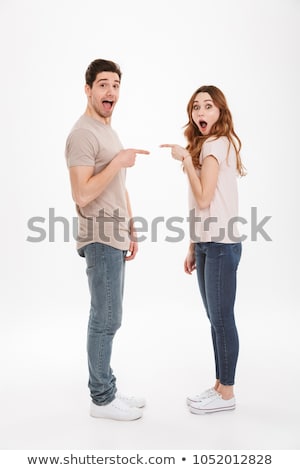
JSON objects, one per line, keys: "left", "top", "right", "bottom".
{"left": 161, "top": 85, "right": 245, "bottom": 414}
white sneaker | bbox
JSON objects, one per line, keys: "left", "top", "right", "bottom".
{"left": 90, "top": 397, "right": 143, "bottom": 421}
{"left": 116, "top": 392, "right": 146, "bottom": 408}
{"left": 186, "top": 387, "right": 217, "bottom": 406}
{"left": 188, "top": 393, "right": 236, "bottom": 414}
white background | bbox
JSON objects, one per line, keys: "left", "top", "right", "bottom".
{"left": 0, "top": 0, "right": 299, "bottom": 453}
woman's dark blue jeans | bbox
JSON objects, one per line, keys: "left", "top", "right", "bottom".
{"left": 195, "top": 242, "right": 242, "bottom": 386}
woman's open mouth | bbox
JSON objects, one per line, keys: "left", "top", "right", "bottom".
{"left": 199, "top": 120, "right": 207, "bottom": 131}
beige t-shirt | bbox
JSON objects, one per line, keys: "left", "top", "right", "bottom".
{"left": 65, "top": 115, "right": 130, "bottom": 251}
{"left": 188, "top": 136, "right": 240, "bottom": 243}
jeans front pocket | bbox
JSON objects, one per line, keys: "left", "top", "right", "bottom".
{"left": 232, "top": 243, "right": 242, "bottom": 265}
{"left": 84, "top": 243, "right": 96, "bottom": 269}
{"left": 206, "top": 242, "right": 226, "bottom": 259}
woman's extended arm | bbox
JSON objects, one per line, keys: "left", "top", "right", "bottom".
{"left": 161, "top": 144, "right": 219, "bottom": 209}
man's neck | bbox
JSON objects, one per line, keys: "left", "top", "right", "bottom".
{"left": 85, "top": 106, "right": 111, "bottom": 125}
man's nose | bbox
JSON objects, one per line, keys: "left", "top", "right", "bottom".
{"left": 106, "top": 86, "right": 114, "bottom": 96}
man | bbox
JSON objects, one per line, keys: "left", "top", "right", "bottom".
{"left": 65, "top": 59, "right": 149, "bottom": 421}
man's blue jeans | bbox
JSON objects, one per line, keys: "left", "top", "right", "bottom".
{"left": 195, "top": 242, "right": 242, "bottom": 386}
{"left": 78, "top": 242, "right": 126, "bottom": 405}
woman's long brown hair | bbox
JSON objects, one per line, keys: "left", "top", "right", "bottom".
{"left": 184, "top": 85, "right": 246, "bottom": 176}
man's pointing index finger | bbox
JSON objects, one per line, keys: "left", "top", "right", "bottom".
{"left": 133, "top": 149, "right": 150, "bottom": 155}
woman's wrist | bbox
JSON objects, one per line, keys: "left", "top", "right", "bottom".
{"left": 182, "top": 154, "right": 192, "bottom": 163}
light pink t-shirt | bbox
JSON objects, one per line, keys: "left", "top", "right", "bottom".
{"left": 188, "top": 136, "right": 240, "bottom": 243}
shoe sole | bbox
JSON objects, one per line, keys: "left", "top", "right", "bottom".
{"left": 90, "top": 403, "right": 143, "bottom": 421}
{"left": 90, "top": 412, "right": 142, "bottom": 421}
{"left": 188, "top": 404, "right": 236, "bottom": 414}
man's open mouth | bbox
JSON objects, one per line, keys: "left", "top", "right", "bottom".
{"left": 102, "top": 100, "right": 114, "bottom": 110}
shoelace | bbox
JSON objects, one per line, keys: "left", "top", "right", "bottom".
{"left": 197, "top": 388, "right": 217, "bottom": 398}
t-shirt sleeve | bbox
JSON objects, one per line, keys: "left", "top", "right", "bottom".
{"left": 65, "top": 128, "right": 99, "bottom": 168}
{"left": 202, "top": 138, "right": 229, "bottom": 165}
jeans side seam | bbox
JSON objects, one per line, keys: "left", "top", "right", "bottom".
{"left": 217, "top": 252, "right": 229, "bottom": 385}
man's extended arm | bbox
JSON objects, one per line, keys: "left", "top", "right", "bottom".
{"left": 69, "top": 148, "right": 149, "bottom": 208}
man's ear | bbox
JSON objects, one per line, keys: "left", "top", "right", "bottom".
{"left": 84, "top": 84, "right": 91, "bottom": 97}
